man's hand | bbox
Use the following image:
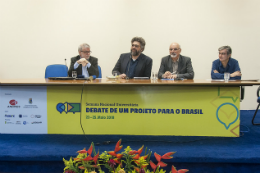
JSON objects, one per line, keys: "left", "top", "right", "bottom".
{"left": 77, "top": 58, "right": 89, "bottom": 67}
{"left": 163, "top": 71, "right": 177, "bottom": 79}
{"left": 231, "top": 71, "right": 242, "bottom": 77}
{"left": 213, "top": 70, "right": 219, "bottom": 73}
{"left": 168, "top": 74, "right": 177, "bottom": 79}
{"left": 162, "top": 71, "right": 172, "bottom": 78}
{"left": 119, "top": 73, "right": 126, "bottom": 79}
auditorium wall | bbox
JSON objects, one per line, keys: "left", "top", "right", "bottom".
{"left": 0, "top": 0, "right": 259, "bottom": 110}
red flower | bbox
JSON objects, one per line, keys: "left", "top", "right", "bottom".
{"left": 154, "top": 152, "right": 161, "bottom": 162}
{"left": 150, "top": 160, "right": 157, "bottom": 172}
{"left": 93, "top": 152, "right": 99, "bottom": 164}
{"left": 171, "top": 165, "right": 189, "bottom": 173}
{"left": 108, "top": 139, "right": 123, "bottom": 157}
{"left": 132, "top": 145, "right": 144, "bottom": 159}
{"left": 157, "top": 161, "right": 167, "bottom": 167}
{"left": 162, "top": 152, "right": 175, "bottom": 159}
{"left": 77, "top": 145, "right": 93, "bottom": 155}
{"left": 77, "top": 148, "right": 87, "bottom": 154}
{"left": 114, "top": 139, "right": 123, "bottom": 152}
{"left": 73, "top": 158, "right": 81, "bottom": 161}
{"left": 78, "top": 166, "right": 85, "bottom": 170}
{"left": 129, "top": 150, "right": 138, "bottom": 155}
{"left": 87, "top": 145, "right": 93, "bottom": 155}
{"left": 150, "top": 152, "right": 176, "bottom": 172}
{"left": 82, "top": 155, "right": 93, "bottom": 161}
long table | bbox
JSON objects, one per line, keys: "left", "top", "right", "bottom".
{"left": 1, "top": 78, "right": 259, "bottom": 137}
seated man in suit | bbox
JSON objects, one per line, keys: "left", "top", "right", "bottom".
{"left": 211, "top": 45, "right": 241, "bottom": 80}
{"left": 112, "top": 37, "right": 152, "bottom": 79}
{"left": 158, "top": 42, "right": 194, "bottom": 79}
{"left": 68, "top": 43, "right": 99, "bottom": 78}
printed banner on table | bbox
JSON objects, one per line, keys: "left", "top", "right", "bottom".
{"left": 47, "top": 85, "right": 240, "bottom": 137}
{"left": 0, "top": 86, "right": 47, "bottom": 134}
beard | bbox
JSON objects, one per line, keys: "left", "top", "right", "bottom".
{"left": 131, "top": 49, "right": 140, "bottom": 56}
{"left": 170, "top": 53, "right": 177, "bottom": 58}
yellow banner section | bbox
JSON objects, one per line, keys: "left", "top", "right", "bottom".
{"left": 47, "top": 85, "right": 240, "bottom": 137}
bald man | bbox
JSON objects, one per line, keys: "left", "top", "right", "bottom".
{"left": 158, "top": 42, "right": 194, "bottom": 79}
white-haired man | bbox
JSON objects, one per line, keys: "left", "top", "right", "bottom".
{"left": 68, "top": 43, "right": 99, "bottom": 78}
{"left": 158, "top": 42, "right": 194, "bottom": 79}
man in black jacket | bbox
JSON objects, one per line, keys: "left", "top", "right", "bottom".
{"left": 68, "top": 43, "right": 99, "bottom": 78}
{"left": 158, "top": 42, "right": 194, "bottom": 79}
{"left": 112, "top": 37, "right": 152, "bottom": 79}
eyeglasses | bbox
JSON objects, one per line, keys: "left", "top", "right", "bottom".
{"left": 219, "top": 52, "right": 227, "bottom": 55}
{"left": 169, "top": 48, "right": 180, "bottom": 51}
{"left": 132, "top": 44, "right": 140, "bottom": 48}
{"left": 81, "top": 51, "right": 91, "bottom": 54}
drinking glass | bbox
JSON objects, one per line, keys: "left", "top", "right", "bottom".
{"left": 152, "top": 72, "right": 158, "bottom": 80}
{"left": 112, "top": 71, "right": 118, "bottom": 79}
{"left": 154, "top": 72, "right": 158, "bottom": 80}
{"left": 224, "top": 72, "right": 230, "bottom": 82}
{"left": 72, "top": 71, "right": 77, "bottom": 78}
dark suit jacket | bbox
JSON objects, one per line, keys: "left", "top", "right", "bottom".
{"left": 158, "top": 55, "right": 194, "bottom": 79}
{"left": 112, "top": 53, "right": 152, "bottom": 78}
{"left": 68, "top": 55, "right": 99, "bottom": 77}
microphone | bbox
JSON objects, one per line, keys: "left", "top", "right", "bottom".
{"left": 64, "top": 59, "right": 67, "bottom": 67}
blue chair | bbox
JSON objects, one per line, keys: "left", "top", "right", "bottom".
{"left": 45, "top": 64, "right": 68, "bottom": 78}
{"left": 98, "top": 65, "right": 102, "bottom": 78}
{"left": 252, "top": 86, "right": 260, "bottom": 125}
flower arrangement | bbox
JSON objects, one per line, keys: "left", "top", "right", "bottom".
{"left": 63, "top": 139, "right": 188, "bottom": 173}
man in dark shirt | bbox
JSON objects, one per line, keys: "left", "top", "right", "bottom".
{"left": 112, "top": 37, "right": 152, "bottom": 79}
{"left": 211, "top": 46, "right": 241, "bottom": 80}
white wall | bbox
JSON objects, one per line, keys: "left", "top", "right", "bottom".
{"left": 0, "top": 0, "right": 260, "bottom": 110}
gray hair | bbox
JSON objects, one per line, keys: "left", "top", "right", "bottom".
{"left": 131, "top": 37, "right": 146, "bottom": 51}
{"left": 78, "top": 43, "right": 90, "bottom": 52}
{"left": 218, "top": 46, "right": 232, "bottom": 55}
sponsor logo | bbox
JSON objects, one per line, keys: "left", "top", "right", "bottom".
{"left": 16, "top": 121, "right": 21, "bottom": 124}
{"left": 35, "top": 115, "right": 41, "bottom": 118}
{"left": 5, "top": 121, "right": 14, "bottom": 124}
{"left": 5, "top": 114, "right": 15, "bottom": 118}
{"left": 9, "top": 99, "right": 18, "bottom": 105}
{"left": 30, "top": 114, "right": 41, "bottom": 118}
{"left": 31, "top": 121, "right": 42, "bottom": 124}
{"left": 19, "top": 114, "right": 28, "bottom": 118}
{"left": 56, "top": 102, "right": 81, "bottom": 114}
{"left": 8, "top": 100, "right": 20, "bottom": 108}
{"left": 24, "top": 98, "right": 38, "bottom": 108}
{"left": 23, "top": 121, "right": 28, "bottom": 125}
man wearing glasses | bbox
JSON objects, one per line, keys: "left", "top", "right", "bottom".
{"left": 68, "top": 43, "right": 99, "bottom": 78}
{"left": 158, "top": 42, "right": 194, "bottom": 79}
{"left": 211, "top": 46, "right": 241, "bottom": 79}
{"left": 112, "top": 37, "right": 152, "bottom": 79}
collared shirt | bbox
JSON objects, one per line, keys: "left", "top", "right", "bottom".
{"left": 211, "top": 57, "right": 241, "bottom": 80}
{"left": 125, "top": 58, "right": 139, "bottom": 78}
{"left": 172, "top": 58, "right": 179, "bottom": 74}
{"left": 74, "top": 58, "right": 91, "bottom": 77}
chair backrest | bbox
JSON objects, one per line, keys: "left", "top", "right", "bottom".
{"left": 45, "top": 64, "right": 68, "bottom": 78}
{"left": 98, "top": 65, "right": 102, "bottom": 78}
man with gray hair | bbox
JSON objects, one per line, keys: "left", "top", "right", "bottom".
{"left": 68, "top": 43, "right": 99, "bottom": 78}
{"left": 211, "top": 45, "right": 241, "bottom": 79}
{"left": 112, "top": 37, "right": 152, "bottom": 79}
{"left": 158, "top": 42, "right": 194, "bottom": 79}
